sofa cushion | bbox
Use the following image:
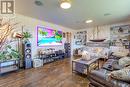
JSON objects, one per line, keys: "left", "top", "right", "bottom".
{"left": 109, "top": 68, "right": 130, "bottom": 82}
{"left": 119, "top": 57, "right": 130, "bottom": 68}
{"left": 89, "top": 69, "right": 130, "bottom": 87}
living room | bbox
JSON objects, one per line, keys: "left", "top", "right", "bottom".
{"left": 0, "top": 0, "right": 130, "bottom": 87}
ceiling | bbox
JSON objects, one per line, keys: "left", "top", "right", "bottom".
{"left": 15, "top": 0, "right": 130, "bottom": 29}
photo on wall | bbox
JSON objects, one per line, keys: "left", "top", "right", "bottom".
{"left": 37, "top": 26, "right": 63, "bottom": 46}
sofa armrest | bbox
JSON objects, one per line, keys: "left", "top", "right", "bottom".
{"left": 88, "top": 69, "right": 130, "bottom": 87}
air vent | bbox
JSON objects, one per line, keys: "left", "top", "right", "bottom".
{"left": 104, "top": 13, "right": 111, "bottom": 16}
{"left": 35, "top": 0, "right": 43, "bottom": 6}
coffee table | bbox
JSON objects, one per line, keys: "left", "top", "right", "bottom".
{"left": 72, "top": 57, "right": 100, "bottom": 75}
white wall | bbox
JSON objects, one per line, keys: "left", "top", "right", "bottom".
{"left": 13, "top": 14, "right": 75, "bottom": 58}
{"left": 5, "top": 14, "right": 130, "bottom": 57}
{"left": 73, "top": 21, "right": 130, "bottom": 49}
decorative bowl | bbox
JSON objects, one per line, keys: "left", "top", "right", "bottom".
{"left": 89, "top": 39, "right": 106, "bottom": 42}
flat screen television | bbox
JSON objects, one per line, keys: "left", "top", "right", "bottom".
{"left": 37, "top": 26, "right": 62, "bottom": 46}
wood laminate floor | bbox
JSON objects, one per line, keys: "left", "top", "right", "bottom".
{"left": 0, "top": 58, "right": 89, "bottom": 87}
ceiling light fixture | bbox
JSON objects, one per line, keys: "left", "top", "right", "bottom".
{"left": 85, "top": 20, "right": 93, "bottom": 23}
{"left": 60, "top": 0, "right": 71, "bottom": 9}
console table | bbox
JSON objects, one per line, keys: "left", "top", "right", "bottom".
{"left": 39, "top": 51, "right": 65, "bottom": 64}
{"left": 72, "top": 58, "right": 100, "bottom": 75}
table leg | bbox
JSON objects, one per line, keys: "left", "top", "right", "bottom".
{"left": 87, "top": 65, "right": 89, "bottom": 75}
{"left": 98, "top": 59, "right": 100, "bottom": 69}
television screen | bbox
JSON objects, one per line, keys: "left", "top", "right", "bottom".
{"left": 37, "top": 26, "right": 62, "bottom": 46}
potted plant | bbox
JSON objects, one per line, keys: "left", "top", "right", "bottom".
{"left": 0, "top": 45, "right": 22, "bottom": 62}
{"left": 0, "top": 45, "right": 22, "bottom": 74}
{"left": 22, "top": 32, "right": 32, "bottom": 42}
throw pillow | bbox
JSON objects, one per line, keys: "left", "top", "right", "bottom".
{"left": 103, "top": 59, "right": 119, "bottom": 71}
{"left": 119, "top": 57, "right": 130, "bottom": 68}
{"left": 109, "top": 68, "right": 130, "bottom": 82}
{"left": 113, "top": 62, "right": 122, "bottom": 70}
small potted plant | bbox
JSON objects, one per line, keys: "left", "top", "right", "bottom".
{"left": 22, "top": 32, "right": 32, "bottom": 43}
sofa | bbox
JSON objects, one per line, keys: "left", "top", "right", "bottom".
{"left": 88, "top": 55, "right": 130, "bottom": 87}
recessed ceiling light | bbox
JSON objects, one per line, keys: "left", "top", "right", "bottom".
{"left": 85, "top": 20, "right": 93, "bottom": 23}
{"left": 60, "top": 0, "right": 71, "bottom": 9}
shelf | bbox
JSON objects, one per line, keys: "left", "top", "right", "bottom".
{"left": 0, "top": 65, "right": 18, "bottom": 74}
{"left": 0, "top": 60, "right": 19, "bottom": 74}
{"left": 0, "top": 61, "right": 18, "bottom": 67}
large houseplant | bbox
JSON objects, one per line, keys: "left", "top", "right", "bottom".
{"left": 0, "top": 45, "right": 21, "bottom": 62}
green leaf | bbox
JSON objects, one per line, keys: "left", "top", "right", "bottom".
{"left": 0, "top": 53, "right": 6, "bottom": 61}
{"left": 23, "top": 32, "right": 32, "bottom": 39}
{"left": 6, "top": 45, "right": 12, "bottom": 49}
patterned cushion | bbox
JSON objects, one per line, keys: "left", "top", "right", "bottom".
{"left": 109, "top": 68, "right": 130, "bottom": 82}
{"left": 113, "top": 63, "right": 122, "bottom": 70}
{"left": 119, "top": 57, "right": 130, "bottom": 68}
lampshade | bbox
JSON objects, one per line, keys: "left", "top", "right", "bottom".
{"left": 13, "top": 32, "right": 23, "bottom": 38}
{"left": 60, "top": 0, "right": 71, "bottom": 9}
